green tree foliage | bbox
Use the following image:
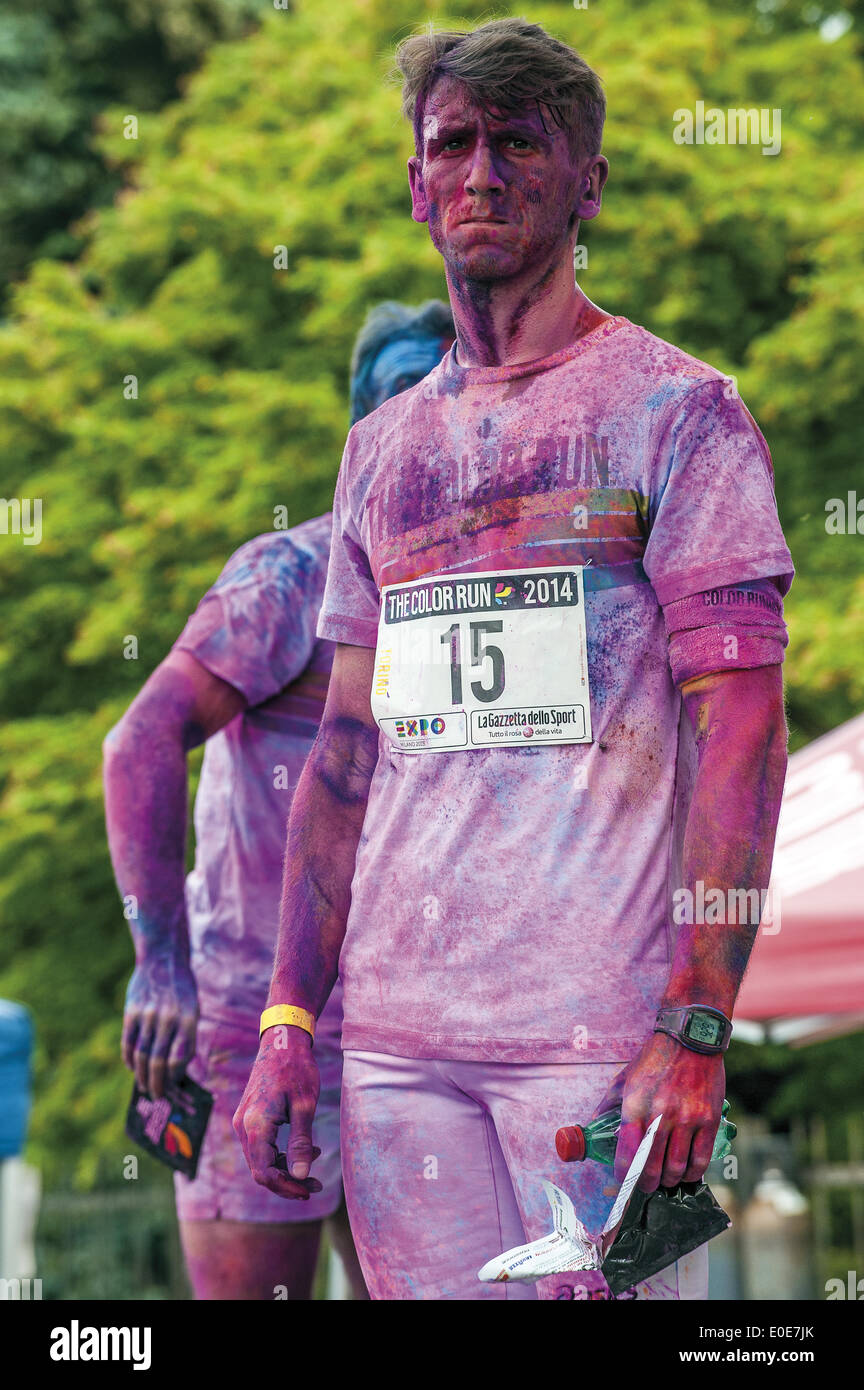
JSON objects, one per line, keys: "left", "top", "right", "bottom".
{"left": 0, "top": 0, "right": 262, "bottom": 307}
{"left": 0, "top": 0, "right": 861, "bottom": 1187}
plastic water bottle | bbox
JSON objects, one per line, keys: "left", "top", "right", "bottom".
{"left": 556, "top": 1099, "right": 736, "bottom": 1165}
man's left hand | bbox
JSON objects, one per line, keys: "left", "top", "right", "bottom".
{"left": 610, "top": 1031, "right": 725, "bottom": 1192}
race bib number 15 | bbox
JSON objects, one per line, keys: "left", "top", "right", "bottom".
{"left": 372, "top": 566, "right": 593, "bottom": 753}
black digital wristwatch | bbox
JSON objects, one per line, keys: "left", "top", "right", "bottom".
{"left": 654, "top": 1005, "right": 732, "bottom": 1055}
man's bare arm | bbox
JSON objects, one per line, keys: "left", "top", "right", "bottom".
{"left": 234, "top": 641, "right": 378, "bottom": 1196}
{"left": 609, "top": 663, "right": 787, "bottom": 1190}
{"left": 103, "top": 649, "right": 245, "bottom": 1096}
{"left": 268, "top": 642, "right": 380, "bottom": 1016}
{"left": 664, "top": 662, "right": 787, "bottom": 1012}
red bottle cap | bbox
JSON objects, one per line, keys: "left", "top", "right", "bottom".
{"left": 555, "top": 1125, "right": 586, "bottom": 1162}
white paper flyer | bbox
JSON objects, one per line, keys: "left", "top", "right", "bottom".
{"left": 477, "top": 1114, "right": 663, "bottom": 1283}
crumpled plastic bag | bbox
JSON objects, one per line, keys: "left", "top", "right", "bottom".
{"left": 601, "top": 1179, "right": 731, "bottom": 1295}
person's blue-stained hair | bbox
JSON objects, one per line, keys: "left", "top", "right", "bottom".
{"left": 349, "top": 299, "right": 455, "bottom": 425}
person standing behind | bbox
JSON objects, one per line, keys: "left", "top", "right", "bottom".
{"left": 103, "top": 299, "right": 455, "bottom": 1300}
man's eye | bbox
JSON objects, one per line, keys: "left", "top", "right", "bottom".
{"left": 442, "top": 137, "right": 467, "bottom": 151}
{"left": 505, "top": 138, "right": 532, "bottom": 151}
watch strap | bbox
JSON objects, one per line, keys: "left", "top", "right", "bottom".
{"left": 654, "top": 1005, "right": 732, "bottom": 1054}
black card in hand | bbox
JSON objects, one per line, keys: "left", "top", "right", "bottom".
{"left": 124, "top": 1077, "right": 213, "bottom": 1179}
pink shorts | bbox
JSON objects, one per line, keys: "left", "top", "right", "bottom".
{"left": 341, "top": 1051, "right": 709, "bottom": 1301}
{"left": 173, "top": 1015, "right": 344, "bottom": 1224}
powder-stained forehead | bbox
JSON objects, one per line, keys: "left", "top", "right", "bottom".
{"left": 419, "top": 75, "right": 473, "bottom": 142}
{"left": 419, "top": 74, "right": 566, "bottom": 153}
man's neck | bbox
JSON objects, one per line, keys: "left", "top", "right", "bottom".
{"left": 448, "top": 257, "right": 610, "bottom": 369}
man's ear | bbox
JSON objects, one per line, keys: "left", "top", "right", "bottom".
{"left": 408, "top": 155, "right": 429, "bottom": 223}
{"left": 575, "top": 154, "right": 609, "bottom": 223}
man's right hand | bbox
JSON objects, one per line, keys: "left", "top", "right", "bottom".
{"left": 233, "top": 1026, "right": 323, "bottom": 1199}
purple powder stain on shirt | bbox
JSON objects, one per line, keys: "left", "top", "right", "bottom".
{"left": 317, "top": 320, "right": 793, "bottom": 1063}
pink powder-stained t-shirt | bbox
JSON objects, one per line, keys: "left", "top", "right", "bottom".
{"left": 317, "top": 317, "right": 794, "bottom": 1063}
{"left": 174, "top": 514, "right": 342, "bottom": 1045}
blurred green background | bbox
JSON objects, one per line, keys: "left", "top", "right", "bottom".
{"left": 0, "top": 0, "right": 862, "bottom": 1297}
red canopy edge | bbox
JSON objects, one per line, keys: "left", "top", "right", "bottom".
{"left": 734, "top": 712, "right": 864, "bottom": 1027}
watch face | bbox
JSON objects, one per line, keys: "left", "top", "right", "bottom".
{"left": 685, "top": 1012, "right": 724, "bottom": 1046}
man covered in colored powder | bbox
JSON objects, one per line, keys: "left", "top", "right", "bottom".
{"left": 235, "top": 19, "right": 794, "bottom": 1299}
{"left": 103, "top": 299, "right": 455, "bottom": 1300}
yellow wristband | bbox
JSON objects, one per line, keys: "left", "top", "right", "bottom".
{"left": 259, "top": 1005, "right": 315, "bottom": 1041}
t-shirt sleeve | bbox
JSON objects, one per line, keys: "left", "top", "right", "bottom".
{"left": 662, "top": 576, "right": 789, "bottom": 687}
{"left": 643, "top": 379, "right": 794, "bottom": 606}
{"left": 317, "top": 435, "right": 380, "bottom": 649}
{"left": 172, "top": 532, "right": 326, "bottom": 708}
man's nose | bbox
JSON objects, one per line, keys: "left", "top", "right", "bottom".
{"left": 465, "top": 140, "right": 506, "bottom": 197}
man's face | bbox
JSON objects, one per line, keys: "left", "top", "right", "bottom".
{"left": 408, "top": 76, "right": 605, "bottom": 283}
{"left": 366, "top": 331, "right": 454, "bottom": 413}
